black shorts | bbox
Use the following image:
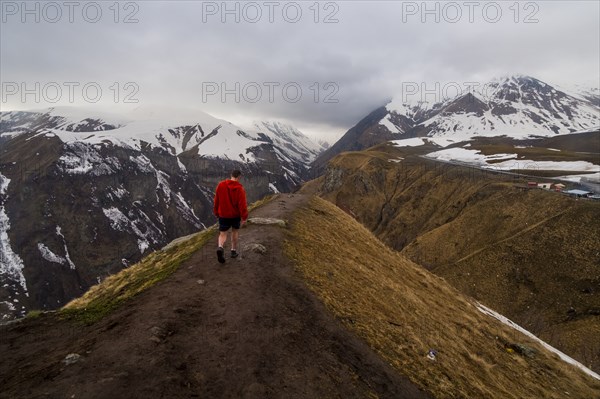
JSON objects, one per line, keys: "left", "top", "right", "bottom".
{"left": 218, "top": 217, "right": 241, "bottom": 231}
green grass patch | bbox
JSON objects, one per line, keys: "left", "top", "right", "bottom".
{"left": 25, "top": 310, "right": 43, "bottom": 319}
{"left": 61, "top": 227, "right": 216, "bottom": 324}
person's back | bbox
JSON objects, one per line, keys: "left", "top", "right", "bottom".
{"left": 214, "top": 179, "right": 248, "bottom": 220}
{"left": 213, "top": 170, "right": 248, "bottom": 263}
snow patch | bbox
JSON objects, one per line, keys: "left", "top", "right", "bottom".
{"left": 138, "top": 240, "right": 149, "bottom": 254}
{"left": 129, "top": 155, "right": 172, "bottom": 204}
{"left": 268, "top": 183, "right": 280, "bottom": 193}
{"left": 0, "top": 173, "right": 28, "bottom": 295}
{"left": 555, "top": 172, "right": 600, "bottom": 183}
{"left": 102, "top": 207, "right": 162, "bottom": 254}
{"left": 490, "top": 160, "right": 599, "bottom": 172}
{"left": 59, "top": 142, "right": 121, "bottom": 176}
{"left": 156, "top": 171, "right": 172, "bottom": 204}
{"left": 425, "top": 148, "right": 517, "bottom": 166}
{"left": 103, "top": 207, "right": 130, "bottom": 231}
{"left": 177, "top": 157, "right": 187, "bottom": 172}
{"left": 129, "top": 154, "right": 154, "bottom": 173}
{"left": 426, "top": 137, "right": 466, "bottom": 148}
{"left": 1, "top": 301, "right": 16, "bottom": 312}
{"left": 55, "top": 226, "right": 76, "bottom": 270}
{"left": 173, "top": 192, "right": 202, "bottom": 229}
{"left": 113, "top": 186, "right": 128, "bottom": 199}
{"left": 477, "top": 304, "right": 600, "bottom": 381}
{"left": 424, "top": 148, "right": 598, "bottom": 172}
{"left": 37, "top": 243, "right": 66, "bottom": 265}
{"left": 380, "top": 115, "right": 401, "bottom": 134}
{"left": 390, "top": 138, "right": 425, "bottom": 147}
{"left": 0, "top": 175, "right": 9, "bottom": 196}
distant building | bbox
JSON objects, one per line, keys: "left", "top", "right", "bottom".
{"left": 589, "top": 194, "right": 600, "bottom": 201}
{"left": 538, "top": 183, "right": 552, "bottom": 190}
{"left": 564, "top": 189, "right": 592, "bottom": 198}
{"left": 553, "top": 183, "right": 566, "bottom": 192}
{"left": 527, "top": 182, "right": 538, "bottom": 187}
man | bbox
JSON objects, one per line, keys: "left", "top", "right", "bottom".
{"left": 213, "top": 169, "right": 248, "bottom": 263}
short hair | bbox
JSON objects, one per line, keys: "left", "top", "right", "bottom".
{"left": 231, "top": 169, "right": 242, "bottom": 178}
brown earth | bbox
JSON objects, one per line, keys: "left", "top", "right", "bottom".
{"left": 0, "top": 194, "right": 430, "bottom": 399}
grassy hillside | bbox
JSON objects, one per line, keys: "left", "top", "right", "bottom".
{"left": 286, "top": 196, "right": 600, "bottom": 398}
{"left": 310, "top": 145, "right": 600, "bottom": 371}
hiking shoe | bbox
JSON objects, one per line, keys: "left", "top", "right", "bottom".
{"left": 231, "top": 250, "right": 239, "bottom": 259}
{"left": 217, "top": 247, "right": 225, "bottom": 264}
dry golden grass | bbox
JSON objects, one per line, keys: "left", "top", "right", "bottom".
{"left": 317, "top": 146, "right": 600, "bottom": 370}
{"left": 285, "top": 196, "right": 600, "bottom": 399}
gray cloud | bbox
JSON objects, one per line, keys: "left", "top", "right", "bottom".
{"left": 1, "top": 0, "right": 598, "bottom": 141}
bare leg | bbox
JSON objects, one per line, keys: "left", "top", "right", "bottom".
{"left": 231, "top": 229, "right": 239, "bottom": 251}
{"left": 218, "top": 231, "right": 228, "bottom": 248}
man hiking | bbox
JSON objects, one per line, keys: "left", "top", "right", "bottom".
{"left": 213, "top": 169, "right": 248, "bottom": 263}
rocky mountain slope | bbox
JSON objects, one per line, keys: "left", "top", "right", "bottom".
{"left": 312, "top": 75, "right": 599, "bottom": 171}
{"left": 1, "top": 194, "right": 598, "bottom": 399}
{"left": 0, "top": 107, "right": 323, "bottom": 320}
{"left": 250, "top": 120, "right": 326, "bottom": 166}
{"left": 308, "top": 143, "right": 600, "bottom": 372}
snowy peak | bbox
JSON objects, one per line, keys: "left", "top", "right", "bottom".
{"left": 555, "top": 83, "right": 600, "bottom": 107}
{"left": 487, "top": 75, "right": 572, "bottom": 109}
{"left": 441, "top": 92, "right": 489, "bottom": 117}
{"left": 251, "top": 120, "right": 325, "bottom": 163}
{"left": 1, "top": 106, "right": 269, "bottom": 161}
{"left": 0, "top": 107, "right": 125, "bottom": 137}
{"left": 318, "top": 75, "right": 599, "bottom": 170}
{"left": 382, "top": 75, "right": 599, "bottom": 140}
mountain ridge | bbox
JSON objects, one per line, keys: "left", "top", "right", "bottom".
{"left": 1, "top": 193, "right": 598, "bottom": 398}
{"left": 312, "top": 75, "right": 599, "bottom": 171}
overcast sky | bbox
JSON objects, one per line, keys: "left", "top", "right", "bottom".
{"left": 1, "top": 0, "right": 599, "bottom": 141}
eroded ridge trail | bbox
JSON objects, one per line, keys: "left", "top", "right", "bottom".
{"left": 0, "top": 194, "right": 431, "bottom": 399}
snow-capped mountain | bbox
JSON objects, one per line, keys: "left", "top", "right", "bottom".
{"left": 385, "top": 75, "right": 600, "bottom": 139}
{"left": 2, "top": 106, "right": 273, "bottom": 162}
{"left": 251, "top": 120, "right": 325, "bottom": 164}
{"left": 556, "top": 83, "right": 600, "bottom": 107}
{"left": 0, "top": 107, "right": 316, "bottom": 320}
{"left": 313, "top": 75, "right": 599, "bottom": 170}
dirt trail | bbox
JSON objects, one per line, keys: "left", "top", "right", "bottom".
{"left": 0, "top": 194, "right": 431, "bottom": 399}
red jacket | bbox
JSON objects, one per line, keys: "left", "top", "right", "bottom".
{"left": 213, "top": 179, "right": 248, "bottom": 221}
